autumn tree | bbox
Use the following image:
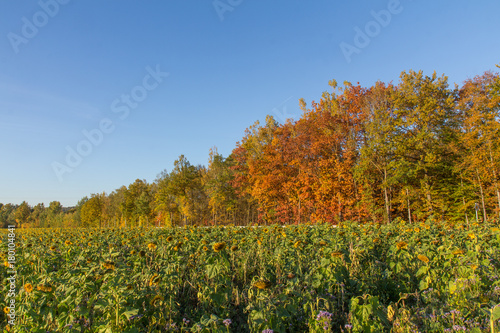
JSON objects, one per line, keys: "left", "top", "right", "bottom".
{"left": 14, "top": 201, "right": 31, "bottom": 228}
{"left": 81, "top": 194, "right": 103, "bottom": 228}
{"left": 457, "top": 71, "right": 500, "bottom": 221}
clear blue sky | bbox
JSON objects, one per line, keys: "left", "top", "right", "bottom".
{"left": 1, "top": 0, "right": 499, "bottom": 207}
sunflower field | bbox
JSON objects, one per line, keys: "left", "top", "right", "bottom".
{"left": 1, "top": 219, "right": 500, "bottom": 332}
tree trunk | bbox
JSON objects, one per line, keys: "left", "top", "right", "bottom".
{"left": 406, "top": 187, "right": 412, "bottom": 224}
{"left": 384, "top": 167, "right": 391, "bottom": 224}
{"left": 487, "top": 142, "right": 500, "bottom": 217}
{"left": 476, "top": 170, "right": 487, "bottom": 222}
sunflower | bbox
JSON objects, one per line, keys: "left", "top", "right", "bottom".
{"left": 147, "top": 243, "right": 157, "bottom": 250}
{"left": 417, "top": 254, "right": 429, "bottom": 263}
{"left": 293, "top": 241, "right": 301, "bottom": 248}
{"left": 49, "top": 245, "right": 57, "bottom": 251}
{"left": 150, "top": 295, "right": 164, "bottom": 307}
{"left": 230, "top": 245, "right": 238, "bottom": 251}
{"left": 130, "top": 250, "right": 136, "bottom": 255}
{"left": 202, "top": 246, "right": 208, "bottom": 252}
{"left": 3, "top": 307, "right": 9, "bottom": 314}
{"left": 149, "top": 274, "right": 160, "bottom": 287}
{"left": 372, "top": 238, "right": 380, "bottom": 244}
{"left": 319, "top": 240, "right": 327, "bottom": 246}
{"left": 331, "top": 251, "right": 343, "bottom": 258}
{"left": 452, "top": 249, "right": 464, "bottom": 256}
{"left": 64, "top": 240, "right": 72, "bottom": 246}
{"left": 139, "top": 250, "right": 146, "bottom": 257}
{"left": 102, "top": 261, "right": 115, "bottom": 270}
{"left": 36, "top": 284, "right": 53, "bottom": 292}
{"left": 3, "top": 261, "right": 10, "bottom": 268}
{"left": 396, "top": 241, "right": 408, "bottom": 250}
{"left": 166, "top": 236, "right": 174, "bottom": 242}
{"left": 253, "top": 280, "right": 271, "bottom": 290}
{"left": 24, "top": 283, "right": 33, "bottom": 293}
{"left": 86, "top": 258, "right": 92, "bottom": 264}
{"left": 202, "top": 240, "right": 208, "bottom": 245}
{"left": 491, "top": 227, "right": 500, "bottom": 233}
{"left": 287, "top": 273, "right": 295, "bottom": 279}
{"left": 414, "top": 227, "right": 420, "bottom": 233}
{"left": 467, "top": 233, "right": 476, "bottom": 240}
{"left": 471, "top": 264, "right": 478, "bottom": 270}
{"left": 213, "top": 242, "right": 226, "bottom": 252}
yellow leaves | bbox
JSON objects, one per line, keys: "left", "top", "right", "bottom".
{"left": 417, "top": 254, "right": 429, "bottom": 263}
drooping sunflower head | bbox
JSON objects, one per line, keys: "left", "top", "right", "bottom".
{"left": 331, "top": 251, "right": 343, "bottom": 259}
{"left": 230, "top": 245, "right": 238, "bottom": 251}
{"left": 139, "top": 250, "right": 146, "bottom": 257}
{"left": 36, "top": 284, "right": 53, "bottom": 292}
{"left": 102, "top": 261, "right": 115, "bottom": 270}
{"left": 253, "top": 280, "right": 271, "bottom": 290}
{"left": 150, "top": 295, "right": 164, "bottom": 307}
{"left": 149, "top": 274, "right": 161, "bottom": 287}
{"left": 213, "top": 242, "right": 226, "bottom": 252}
{"left": 49, "top": 245, "right": 57, "bottom": 251}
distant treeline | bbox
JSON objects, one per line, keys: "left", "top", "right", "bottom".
{"left": 2, "top": 68, "right": 500, "bottom": 228}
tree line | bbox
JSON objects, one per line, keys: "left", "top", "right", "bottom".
{"left": 2, "top": 67, "right": 499, "bottom": 228}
